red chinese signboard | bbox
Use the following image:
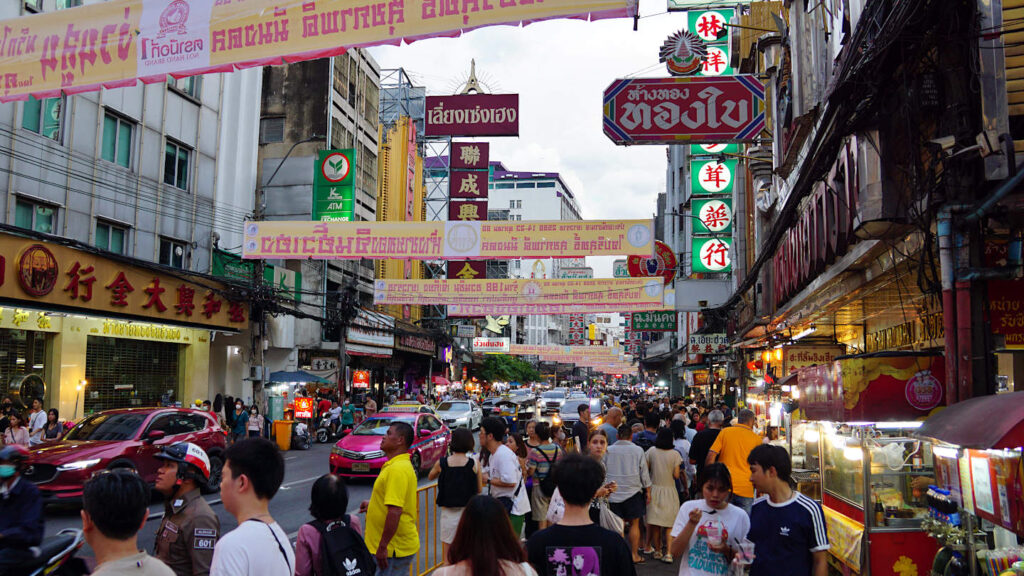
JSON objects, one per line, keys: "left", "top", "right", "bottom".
{"left": 448, "top": 261, "right": 487, "bottom": 280}
{"left": 425, "top": 94, "right": 520, "bottom": 137}
{"left": 450, "top": 170, "right": 489, "bottom": 199}
{"left": 602, "top": 76, "right": 765, "bottom": 145}
{"left": 627, "top": 240, "right": 678, "bottom": 284}
{"left": 448, "top": 200, "right": 488, "bottom": 222}
{"left": 451, "top": 142, "right": 490, "bottom": 170}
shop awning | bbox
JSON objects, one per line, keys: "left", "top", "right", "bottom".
{"left": 269, "top": 371, "right": 331, "bottom": 384}
{"left": 915, "top": 391, "right": 1024, "bottom": 449}
{"left": 432, "top": 375, "right": 452, "bottom": 387}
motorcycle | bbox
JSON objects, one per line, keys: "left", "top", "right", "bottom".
{"left": 315, "top": 414, "right": 345, "bottom": 444}
{"left": 15, "top": 528, "right": 87, "bottom": 576}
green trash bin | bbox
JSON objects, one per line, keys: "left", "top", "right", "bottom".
{"left": 273, "top": 420, "right": 294, "bottom": 451}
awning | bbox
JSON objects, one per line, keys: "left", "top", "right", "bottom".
{"left": 346, "top": 342, "right": 393, "bottom": 358}
{"left": 915, "top": 391, "right": 1024, "bottom": 449}
{"left": 269, "top": 371, "right": 331, "bottom": 384}
{"left": 432, "top": 375, "right": 452, "bottom": 387}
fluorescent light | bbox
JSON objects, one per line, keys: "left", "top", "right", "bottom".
{"left": 932, "top": 446, "right": 958, "bottom": 459}
{"left": 804, "top": 428, "right": 820, "bottom": 443}
{"left": 843, "top": 445, "right": 864, "bottom": 461}
{"left": 792, "top": 326, "right": 816, "bottom": 340}
{"left": 874, "top": 421, "right": 924, "bottom": 430}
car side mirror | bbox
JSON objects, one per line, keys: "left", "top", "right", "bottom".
{"left": 419, "top": 428, "right": 432, "bottom": 437}
{"left": 144, "top": 430, "right": 166, "bottom": 443}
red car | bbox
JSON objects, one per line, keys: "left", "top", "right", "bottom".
{"left": 329, "top": 411, "right": 450, "bottom": 478}
{"left": 25, "top": 407, "right": 227, "bottom": 503}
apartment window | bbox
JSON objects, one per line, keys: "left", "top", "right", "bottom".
{"left": 495, "top": 183, "right": 515, "bottom": 189}
{"left": 14, "top": 198, "right": 56, "bottom": 234}
{"left": 56, "top": 0, "right": 83, "bottom": 8}
{"left": 22, "top": 96, "right": 63, "bottom": 141}
{"left": 164, "top": 140, "right": 191, "bottom": 191}
{"left": 95, "top": 221, "right": 127, "bottom": 254}
{"left": 168, "top": 75, "right": 201, "bottom": 99}
{"left": 101, "top": 112, "right": 134, "bottom": 169}
{"left": 260, "top": 117, "right": 285, "bottom": 143}
{"left": 159, "top": 238, "right": 187, "bottom": 269}
{"left": 537, "top": 182, "right": 556, "bottom": 188}
{"left": 509, "top": 200, "right": 516, "bottom": 209}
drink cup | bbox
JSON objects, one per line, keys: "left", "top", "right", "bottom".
{"left": 737, "top": 540, "right": 756, "bottom": 564}
{"left": 705, "top": 522, "right": 722, "bottom": 545}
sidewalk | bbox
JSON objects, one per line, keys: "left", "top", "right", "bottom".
{"left": 637, "top": 557, "right": 678, "bottom": 576}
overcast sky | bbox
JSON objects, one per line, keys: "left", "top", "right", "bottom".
{"left": 368, "top": 0, "right": 686, "bottom": 277}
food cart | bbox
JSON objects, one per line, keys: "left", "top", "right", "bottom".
{"left": 914, "top": 391, "right": 1024, "bottom": 576}
{"left": 796, "top": 352, "right": 948, "bottom": 575}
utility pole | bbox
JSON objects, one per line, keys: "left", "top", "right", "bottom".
{"left": 334, "top": 278, "right": 359, "bottom": 398}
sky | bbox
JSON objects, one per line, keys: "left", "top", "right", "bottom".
{"left": 368, "top": 0, "right": 687, "bottom": 277}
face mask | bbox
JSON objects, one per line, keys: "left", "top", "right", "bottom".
{"left": 0, "top": 465, "right": 16, "bottom": 479}
{"left": 236, "top": 404, "right": 242, "bottom": 410}
{"left": 251, "top": 410, "right": 257, "bottom": 415}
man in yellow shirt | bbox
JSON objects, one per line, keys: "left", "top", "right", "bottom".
{"left": 359, "top": 422, "right": 419, "bottom": 575}
{"left": 706, "top": 408, "right": 762, "bottom": 513}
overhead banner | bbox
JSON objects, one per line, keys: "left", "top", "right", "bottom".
{"left": 447, "top": 301, "right": 671, "bottom": 316}
{"left": 242, "top": 219, "right": 655, "bottom": 260}
{"left": 472, "top": 337, "right": 510, "bottom": 353}
{"left": 0, "top": 0, "right": 632, "bottom": 103}
{"left": 375, "top": 277, "right": 665, "bottom": 307}
{"left": 602, "top": 76, "right": 765, "bottom": 144}
{"left": 425, "top": 94, "right": 519, "bottom": 137}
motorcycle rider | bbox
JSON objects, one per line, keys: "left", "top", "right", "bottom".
{"left": 0, "top": 445, "right": 43, "bottom": 571}
{"left": 153, "top": 443, "right": 220, "bottom": 576}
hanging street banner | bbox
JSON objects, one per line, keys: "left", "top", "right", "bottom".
{"left": 447, "top": 300, "right": 672, "bottom": 316}
{"left": 692, "top": 237, "right": 732, "bottom": 273}
{"left": 668, "top": 0, "right": 749, "bottom": 11}
{"left": 627, "top": 239, "right": 678, "bottom": 284}
{"left": 692, "top": 198, "right": 733, "bottom": 234}
{"left": 375, "top": 277, "right": 665, "bottom": 307}
{"left": 242, "top": 219, "right": 655, "bottom": 260}
{"left": 602, "top": 76, "right": 765, "bottom": 145}
{"left": 510, "top": 344, "right": 625, "bottom": 358}
{"left": 451, "top": 142, "right": 490, "bottom": 170}
{"left": 0, "top": 0, "right": 632, "bottom": 103}
{"left": 312, "top": 149, "right": 356, "bottom": 222}
{"left": 631, "top": 310, "right": 678, "bottom": 331}
{"left": 425, "top": 94, "right": 519, "bottom": 137}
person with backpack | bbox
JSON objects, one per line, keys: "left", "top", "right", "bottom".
{"left": 632, "top": 413, "right": 660, "bottom": 451}
{"left": 295, "top": 474, "right": 374, "bottom": 576}
{"left": 525, "top": 422, "right": 562, "bottom": 531}
{"left": 427, "top": 428, "right": 482, "bottom": 565}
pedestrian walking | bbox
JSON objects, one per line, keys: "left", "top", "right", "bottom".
{"left": 358, "top": 421, "right": 419, "bottom": 575}
{"left": 571, "top": 402, "right": 591, "bottom": 454}
{"left": 0, "top": 445, "right": 43, "bottom": 571}
{"left": 84, "top": 468, "right": 174, "bottom": 575}
{"left": 604, "top": 424, "right": 652, "bottom": 564}
{"left": 504, "top": 431, "right": 532, "bottom": 534}
{"left": 229, "top": 401, "right": 249, "bottom": 444}
{"left": 525, "top": 422, "right": 562, "bottom": 531}
{"left": 43, "top": 408, "right": 62, "bottom": 441}
{"left": 363, "top": 396, "right": 377, "bottom": 417}
{"left": 340, "top": 398, "right": 356, "bottom": 432}
{"left": 27, "top": 398, "right": 46, "bottom": 446}
{"left": 246, "top": 406, "right": 264, "bottom": 439}
{"left": 295, "top": 474, "right": 372, "bottom": 576}
{"left": 153, "top": 443, "right": 220, "bottom": 576}
{"left": 427, "top": 427, "right": 481, "bottom": 564}
{"left": 671, "top": 419, "right": 695, "bottom": 499}
{"left": 526, "top": 454, "right": 637, "bottom": 576}
{"left": 599, "top": 407, "right": 623, "bottom": 445}
{"left": 669, "top": 463, "right": 750, "bottom": 576}
{"left": 433, "top": 495, "right": 537, "bottom": 576}
{"left": 688, "top": 410, "right": 724, "bottom": 489}
{"left": 645, "top": 427, "right": 683, "bottom": 562}
{"left": 631, "top": 413, "right": 659, "bottom": 451}
{"left": 211, "top": 438, "right": 294, "bottom": 576}
{"left": 2, "top": 411, "right": 29, "bottom": 446}
{"left": 0, "top": 397, "right": 12, "bottom": 437}
{"left": 747, "top": 445, "right": 828, "bottom": 576}
{"left": 706, "top": 409, "right": 762, "bottom": 513}
{"left": 479, "top": 417, "right": 526, "bottom": 536}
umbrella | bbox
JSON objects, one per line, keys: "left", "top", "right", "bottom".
{"left": 432, "top": 375, "right": 452, "bottom": 387}
{"left": 269, "top": 371, "right": 332, "bottom": 384}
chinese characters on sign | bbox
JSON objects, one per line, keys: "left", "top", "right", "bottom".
{"left": 687, "top": 333, "right": 728, "bottom": 354}
{"left": 691, "top": 160, "right": 737, "bottom": 194}
{"left": 691, "top": 238, "right": 732, "bottom": 273}
{"left": 631, "top": 311, "right": 678, "bottom": 331}
{"left": 691, "top": 198, "right": 733, "bottom": 233}
{"left": 450, "top": 142, "right": 490, "bottom": 170}
{"left": 448, "top": 261, "right": 487, "bottom": 280}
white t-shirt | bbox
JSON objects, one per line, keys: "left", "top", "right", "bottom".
{"left": 486, "top": 444, "right": 523, "bottom": 500}
{"left": 670, "top": 501, "right": 750, "bottom": 576}
{"left": 210, "top": 520, "right": 295, "bottom": 576}
{"left": 329, "top": 407, "right": 342, "bottom": 419}
{"left": 674, "top": 438, "right": 696, "bottom": 479}
{"left": 28, "top": 410, "right": 47, "bottom": 445}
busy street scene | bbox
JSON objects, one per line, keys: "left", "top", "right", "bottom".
{"left": 1, "top": 0, "right": 1024, "bottom": 575}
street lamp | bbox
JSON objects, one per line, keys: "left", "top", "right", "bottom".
{"left": 75, "top": 379, "right": 88, "bottom": 419}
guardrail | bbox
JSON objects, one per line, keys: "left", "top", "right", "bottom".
{"left": 413, "top": 481, "right": 443, "bottom": 576}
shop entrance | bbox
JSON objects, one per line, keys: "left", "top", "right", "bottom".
{"left": 0, "top": 329, "right": 50, "bottom": 407}
{"left": 85, "top": 336, "right": 181, "bottom": 413}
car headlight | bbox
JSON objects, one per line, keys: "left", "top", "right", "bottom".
{"left": 552, "top": 416, "right": 561, "bottom": 425}
{"left": 57, "top": 458, "right": 101, "bottom": 472}
{"left": 592, "top": 417, "right": 603, "bottom": 426}
{"left": 331, "top": 447, "right": 344, "bottom": 457}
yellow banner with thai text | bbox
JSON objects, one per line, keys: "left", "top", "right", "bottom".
{"left": 823, "top": 506, "right": 864, "bottom": 573}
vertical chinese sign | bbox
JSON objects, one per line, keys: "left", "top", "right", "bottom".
{"left": 568, "top": 314, "right": 586, "bottom": 345}
{"left": 690, "top": 144, "right": 734, "bottom": 274}
{"left": 312, "top": 149, "right": 357, "bottom": 222}
{"left": 447, "top": 142, "right": 491, "bottom": 280}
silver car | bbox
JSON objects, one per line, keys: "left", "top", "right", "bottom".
{"left": 435, "top": 400, "right": 483, "bottom": 430}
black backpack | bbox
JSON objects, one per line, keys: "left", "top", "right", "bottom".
{"left": 634, "top": 431, "right": 656, "bottom": 452}
{"left": 537, "top": 446, "right": 560, "bottom": 497}
{"left": 311, "top": 516, "right": 376, "bottom": 576}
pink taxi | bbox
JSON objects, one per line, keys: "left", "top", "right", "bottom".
{"left": 329, "top": 411, "right": 450, "bottom": 477}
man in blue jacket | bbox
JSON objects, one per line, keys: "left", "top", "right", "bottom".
{"left": 0, "top": 445, "right": 44, "bottom": 571}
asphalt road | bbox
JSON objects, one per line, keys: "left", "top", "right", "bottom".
{"left": 42, "top": 441, "right": 442, "bottom": 569}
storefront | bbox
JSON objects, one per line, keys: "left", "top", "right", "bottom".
{"left": 393, "top": 320, "right": 437, "bottom": 396}
{"left": 0, "top": 232, "right": 248, "bottom": 419}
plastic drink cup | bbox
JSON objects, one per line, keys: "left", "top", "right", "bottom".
{"left": 705, "top": 521, "right": 722, "bottom": 545}
{"left": 737, "top": 540, "right": 756, "bottom": 564}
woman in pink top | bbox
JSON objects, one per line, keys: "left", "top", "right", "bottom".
{"left": 2, "top": 412, "right": 29, "bottom": 447}
{"left": 294, "top": 474, "right": 363, "bottom": 576}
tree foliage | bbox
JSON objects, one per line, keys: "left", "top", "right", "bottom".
{"left": 478, "top": 354, "right": 541, "bottom": 384}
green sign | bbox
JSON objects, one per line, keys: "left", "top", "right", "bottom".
{"left": 612, "top": 259, "right": 629, "bottom": 278}
{"left": 684, "top": 8, "right": 734, "bottom": 44}
{"left": 689, "top": 143, "right": 739, "bottom": 157}
{"left": 668, "top": 0, "right": 748, "bottom": 11}
{"left": 691, "top": 198, "right": 733, "bottom": 234}
{"left": 312, "top": 149, "right": 356, "bottom": 222}
{"left": 632, "top": 311, "right": 678, "bottom": 331}
{"left": 212, "top": 250, "right": 302, "bottom": 301}
{"left": 691, "top": 159, "right": 737, "bottom": 195}
{"left": 692, "top": 238, "right": 732, "bottom": 273}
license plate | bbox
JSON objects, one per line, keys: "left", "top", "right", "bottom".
{"left": 352, "top": 463, "right": 370, "bottom": 472}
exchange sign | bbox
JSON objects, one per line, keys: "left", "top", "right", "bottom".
{"left": 312, "top": 149, "right": 356, "bottom": 222}
{"left": 632, "top": 311, "right": 678, "bottom": 331}
{"left": 692, "top": 238, "right": 732, "bottom": 273}
{"left": 603, "top": 76, "right": 765, "bottom": 145}
{"left": 692, "top": 199, "right": 733, "bottom": 234}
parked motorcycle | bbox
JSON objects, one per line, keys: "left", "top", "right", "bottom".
{"left": 15, "top": 528, "right": 87, "bottom": 576}
{"left": 315, "top": 415, "right": 345, "bottom": 444}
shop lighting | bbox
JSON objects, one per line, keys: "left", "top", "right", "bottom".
{"left": 804, "top": 428, "right": 820, "bottom": 443}
{"left": 792, "top": 326, "right": 816, "bottom": 340}
{"left": 15, "top": 358, "right": 25, "bottom": 364}
{"left": 843, "top": 444, "right": 864, "bottom": 461}
{"left": 32, "top": 364, "right": 43, "bottom": 370}
{"left": 774, "top": 349, "right": 783, "bottom": 362}
{"left": 762, "top": 350, "right": 770, "bottom": 363}
{"left": 874, "top": 421, "right": 924, "bottom": 430}
{"left": 932, "top": 446, "right": 959, "bottom": 459}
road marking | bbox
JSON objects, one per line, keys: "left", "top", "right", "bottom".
{"left": 278, "top": 475, "right": 321, "bottom": 491}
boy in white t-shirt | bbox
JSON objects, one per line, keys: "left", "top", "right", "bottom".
{"left": 670, "top": 463, "right": 750, "bottom": 576}
{"left": 211, "top": 439, "right": 295, "bottom": 576}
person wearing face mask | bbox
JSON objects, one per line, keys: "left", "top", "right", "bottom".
{"left": 0, "top": 445, "right": 44, "bottom": 571}
{"left": 230, "top": 402, "right": 249, "bottom": 444}
{"left": 247, "top": 406, "right": 264, "bottom": 439}
{"left": 340, "top": 397, "right": 355, "bottom": 432}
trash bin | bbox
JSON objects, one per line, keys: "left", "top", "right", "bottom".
{"left": 273, "top": 420, "right": 294, "bottom": 451}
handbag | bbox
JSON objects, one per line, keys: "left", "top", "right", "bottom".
{"left": 592, "top": 496, "right": 624, "bottom": 533}
{"left": 495, "top": 475, "right": 523, "bottom": 514}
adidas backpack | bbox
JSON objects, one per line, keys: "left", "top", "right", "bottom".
{"left": 311, "top": 516, "right": 376, "bottom": 576}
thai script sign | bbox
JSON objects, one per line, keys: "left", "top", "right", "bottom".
{"left": 0, "top": 0, "right": 631, "bottom": 103}
{"left": 632, "top": 311, "right": 678, "bottom": 331}
{"left": 603, "top": 76, "right": 765, "bottom": 144}
{"left": 783, "top": 346, "right": 845, "bottom": 374}
{"left": 612, "top": 259, "right": 629, "bottom": 278}
{"left": 687, "top": 333, "right": 728, "bottom": 354}
{"left": 447, "top": 300, "right": 671, "bottom": 316}
{"left": 986, "top": 239, "right": 1024, "bottom": 349}
{"left": 313, "top": 149, "right": 356, "bottom": 222}
{"left": 0, "top": 232, "right": 246, "bottom": 330}
{"left": 559, "top": 267, "right": 594, "bottom": 279}
{"left": 352, "top": 370, "right": 370, "bottom": 389}
{"left": 425, "top": 94, "right": 519, "bottom": 137}
{"left": 472, "top": 337, "right": 510, "bottom": 353}
{"left": 242, "top": 219, "right": 655, "bottom": 260}
{"left": 375, "top": 277, "right": 665, "bottom": 307}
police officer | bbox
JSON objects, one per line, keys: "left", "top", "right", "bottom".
{"left": 153, "top": 443, "right": 220, "bottom": 576}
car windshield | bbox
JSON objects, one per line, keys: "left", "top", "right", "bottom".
{"left": 438, "top": 402, "right": 469, "bottom": 411}
{"left": 542, "top": 392, "right": 564, "bottom": 399}
{"left": 64, "top": 413, "right": 148, "bottom": 441}
{"left": 352, "top": 416, "right": 415, "bottom": 436}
